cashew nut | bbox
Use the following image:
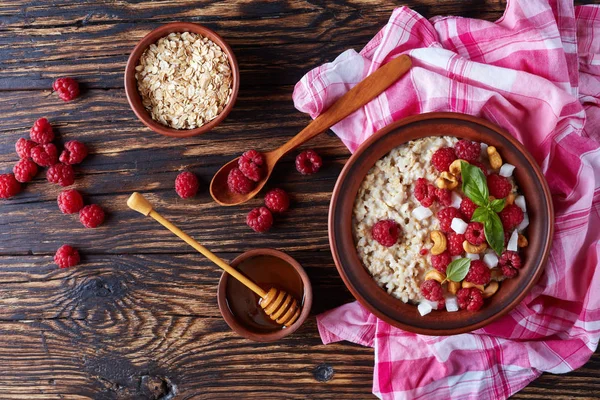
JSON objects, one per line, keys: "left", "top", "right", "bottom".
{"left": 436, "top": 171, "right": 459, "bottom": 190}
{"left": 482, "top": 281, "right": 499, "bottom": 298}
{"left": 491, "top": 269, "right": 505, "bottom": 282}
{"left": 462, "top": 240, "right": 487, "bottom": 254}
{"left": 430, "top": 230, "right": 447, "bottom": 255}
{"left": 506, "top": 193, "right": 516, "bottom": 205}
{"left": 462, "top": 281, "right": 485, "bottom": 291}
{"left": 518, "top": 234, "right": 528, "bottom": 248}
{"left": 447, "top": 280, "right": 461, "bottom": 294}
{"left": 425, "top": 269, "right": 446, "bottom": 283}
{"left": 449, "top": 159, "right": 467, "bottom": 177}
{"left": 487, "top": 146, "right": 503, "bottom": 170}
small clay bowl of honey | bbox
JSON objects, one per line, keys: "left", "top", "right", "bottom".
{"left": 217, "top": 249, "right": 312, "bottom": 342}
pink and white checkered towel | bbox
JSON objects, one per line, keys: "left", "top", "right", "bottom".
{"left": 293, "top": 0, "right": 600, "bottom": 399}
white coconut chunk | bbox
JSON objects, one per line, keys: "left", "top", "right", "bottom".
{"left": 499, "top": 163, "right": 516, "bottom": 177}
{"left": 483, "top": 252, "right": 498, "bottom": 268}
{"left": 515, "top": 195, "right": 527, "bottom": 212}
{"left": 450, "top": 192, "right": 462, "bottom": 208}
{"left": 418, "top": 301, "right": 433, "bottom": 316}
{"left": 451, "top": 255, "right": 461, "bottom": 261}
{"left": 421, "top": 299, "right": 439, "bottom": 310}
{"left": 518, "top": 213, "right": 529, "bottom": 231}
{"left": 466, "top": 253, "right": 480, "bottom": 260}
{"left": 445, "top": 296, "right": 459, "bottom": 312}
{"left": 412, "top": 206, "right": 433, "bottom": 221}
{"left": 480, "top": 143, "right": 488, "bottom": 153}
{"left": 451, "top": 218, "right": 468, "bottom": 234}
{"left": 507, "top": 230, "right": 519, "bottom": 251}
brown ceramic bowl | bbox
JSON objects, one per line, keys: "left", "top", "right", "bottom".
{"left": 124, "top": 22, "right": 240, "bottom": 137}
{"left": 329, "top": 112, "right": 553, "bottom": 335}
{"left": 217, "top": 249, "right": 313, "bottom": 342}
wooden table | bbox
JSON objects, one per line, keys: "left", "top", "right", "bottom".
{"left": 0, "top": 1, "right": 598, "bottom": 398}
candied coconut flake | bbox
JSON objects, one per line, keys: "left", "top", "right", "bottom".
{"left": 418, "top": 301, "right": 433, "bottom": 316}
{"left": 450, "top": 191, "right": 462, "bottom": 208}
{"left": 412, "top": 206, "right": 433, "bottom": 220}
{"left": 445, "top": 296, "right": 459, "bottom": 312}
{"left": 518, "top": 213, "right": 530, "bottom": 231}
{"left": 466, "top": 253, "right": 480, "bottom": 260}
{"left": 451, "top": 218, "right": 468, "bottom": 234}
{"left": 515, "top": 195, "right": 527, "bottom": 212}
{"left": 483, "top": 252, "right": 499, "bottom": 268}
{"left": 507, "top": 230, "right": 519, "bottom": 251}
{"left": 499, "top": 163, "right": 515, "bottom": 177}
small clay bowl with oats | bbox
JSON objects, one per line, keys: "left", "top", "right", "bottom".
{"left": 125, "top": 22, "right": 240, "bottom": 138}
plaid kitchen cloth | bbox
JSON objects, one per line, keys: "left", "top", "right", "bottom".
{"left": 292, "top": 0, "right": 600, "bottom": 399}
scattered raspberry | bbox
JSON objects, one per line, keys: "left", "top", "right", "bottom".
{"left": 431, "top": 250, "right": 452, "bottom": 273}
{"left": 57, "top": 189, "right": 84, "bottom": 214}
{"left": 79, "top": 204, "right": 105, "bottom": 228}
{"left": 30, "top": 118, "right": 55, "bottom": 144}
{"left": 437, "top": 298, "right": 446, "bottom": 310}
{"left": 246, "top": 207, "right": 273, "bottom": 233}
{"left": 238, "top": 150, "right": 265, "bottom": 182}
{"left": 295, "top": 149, "right": 322, "bottom": 175}
{"left": 53, "top": 77, "right": 80, "bottom": 102}
{"left": 460, "top": 197, "right": 478, "bottom": 220}
{"left": 59, "top": 141, "right": 88, "bottom": 165}
{"left": 371, "top": 219, "right": 401, "bottom": 247}
{"left": 264, "top": 188, "right": 290, "bottom": 213}
{"left": 421, "top": 279, "right": 444, "bottom": 302}
{"left": 31, "top": 143, "right": 58, "bottom": 167}
{"left": 15, "top": 138, "right": 37, "bottom": 159}
{"left": 465, "top": 260, "right": 491, "bottom": 285}
{"left": 175, "top": 171, "right": 199, "bottom": 199}
{"left": 0, "top": 173, "right": 21, "bottom": 199}
{"left": 420, "top": 248, "right": 429, "bottom": 256}
{"left": 501, "top": 265, "right": 518, "bottom": 278}
{"left": 499, "top": 250, "right": 522, "bottom": 270}
{"left": 431, "top": 147, "right": 457, "bottom": 172}
{"left": 414, "top": 178, "right": 436, "bottom": 207}
{"left": 465, "top": 222, "right": 485, "bottom": 245}
{"left": 499, "top": 204, "right": 524, "bottom": 231}
{"left": 47, "top": 163, "right": 75, "bottom": 187}
{"left": 471, "top": 161, "right": 488, "bottom": 176}
{"left": 487, "top": 174, "right": 512, "bottom": 199}
{"left": 454, "top": 140, "right": 481, "bottom": 162}
{"left": 54, "top": 245, "right": 80, "bottom": 269}
{"left": 447, "top": 232, "right": 465, "bottom": 256}
{"left": 456, "top": 287, "right": 484, "bottom": 311}
{"left": 227, "top": 167, "right": 255, "bottom": 194}
{"left": 13, "top": 158, "right": 38, "bottom": 183}
{"left": 435, "top": 188, "right": 452, "bottom": 207}
{"left": 437, "top": 207, "right": 463, "bottom": 233}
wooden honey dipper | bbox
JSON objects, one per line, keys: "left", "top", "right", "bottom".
{"left": 127, "top": 192, "right": 301, "bottom": 327}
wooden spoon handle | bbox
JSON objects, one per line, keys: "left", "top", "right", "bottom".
{"left": 127, "top": 192, "right": 267, "bottom": 298}
{"left": 273, "top": 54, "right": 412, "bottom": 157}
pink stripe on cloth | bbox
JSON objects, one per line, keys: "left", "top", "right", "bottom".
{"left": 292, "top": 0, "right": 600, "bottom": 399}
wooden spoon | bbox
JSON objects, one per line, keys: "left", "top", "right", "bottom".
{"left": 210, "top": 54, "right": 412, "bottom": 206}
{"left": 127, "top": 192, "right": 301, "bottom": 327}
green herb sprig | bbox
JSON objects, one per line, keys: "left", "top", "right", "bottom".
{"left": 444, "top": 258, "right": 471, "bottom": 282}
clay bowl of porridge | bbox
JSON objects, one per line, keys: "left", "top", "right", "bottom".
{"left": 125, "top": 22, "right": 240, "bottom": 137}
{"left": 329, "top": 112, "right": 553, "bottom": 335}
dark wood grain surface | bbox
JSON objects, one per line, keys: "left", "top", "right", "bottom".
{"left": 0, "top": 1, "right": 598, "bottom": 399}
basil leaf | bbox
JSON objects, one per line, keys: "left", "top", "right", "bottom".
{"left": 490, "top": 198, "right": 506, "bottom": 213}
{"left": 484, "top": 212, "right": 505, "bottom": 255}
{"left": 471, "top": 206, "right": 491, "bottom": 223}
{"left": 461, "top": 161, "right": 489, "bottom": 207}
{"left": 445, "top": 258, "right": 471, "bottom": 282}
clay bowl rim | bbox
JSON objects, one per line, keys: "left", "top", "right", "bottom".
{"left": 217, "top": 248, "right": 313, "bottom": 342}
{"left": 329, "top": 112, "right": 554, "bottom": 336}
{"left": 124, "top": 22, "right": 240, "bottom": 138}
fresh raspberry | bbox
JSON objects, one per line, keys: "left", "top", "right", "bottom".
{"left": 371, "top": 219, "right": 401, "bottom": 247}
{"left": 0, "top": 173, "right": 21, "bottom": 199}
{"left": 437, "top": 298, "right": 446, "bottom": 310}
{"left": 421, "top": 279, "right": 444, "bottom": 302}
{"left": 15, "top": 138, "right": 37, "bottom": 159}
{"left": 465, "top": 222, "right": 485, "bottom": 245}
{"left": 57, "top": 189, "right": 84, "bottom": 214}
{"left": 435, "top": 188, "right": 452, "bottom": 207}
{"left": 447, "top": 232, "right": 465, "bottom": 256}
{"left": 238, "top": 149, "right": 265, "bottom": 182}
{"left": 414, "top": 178, "right": 436, "bottom": 207}
{"left": 264, "top": 188, "right": 290, "bottom": 213}
{"left": 13, "top": 158, "right": 38, "bottom": 183}
{"left": 29, "top": 118, "right": 55, "bottom": 144}
{"left": 499, "top": 250, "right": 522, "bottom": 270}
{"left": 295, "top": 149, "right": 322, "bottom": 175}
{"left": 465, "top": 260, "right": 491, "bottom": 285}
{"left": 487, "top": 174, "right": 512, "bottom": 199}
{"left": 54, "top": 245, "right": 80, "bottom": 269}
{"left": 499, "top": 204, "right": 524, "bottom": 231}
{"left": 31, "top": 143, "right": 58, "bottom": 167}
{"left": 79, "top": 204, "right": 105, "bottom": 228}
{"left": 501, "top": 265, "right": 518, "bottom": 278}
{"left": 227, "top": 167, "right": 255, "bottom": 194}
{"left": 59, "top": 141, "right": 88, "bottom": 165}
{"left": 431, "top": 250, "right": 452, "bottom": 273}
{"left": 454, "top": 140, "right": 481, "bottom": 163}
{"left": 53, "top": 77, "right": 80, "bottom": 102}
{"left": 437, "top": 207, "right": 463, "bottom": 233}
{"left": 420, "top": 248, "right": 429, "bottom": 256}
{"left": 246, "top": 207, "right": 273, "bottom": 233}
{"left": 456, "top": 287, "right": 484, "bottom": 311}
{"left": 175, "top": 171, "right": 199, "bottom": 199}
{"left": 431, "top": 147, "right": 457, "bottom": 172}
{"left": 460, "top": 197, "right": 478, "bottom": 220}
{"left": 471, "top": 161, "right": 488, "bottom": 176}
{"left": 47, "top": 163, "right": 75, "bottom": 187}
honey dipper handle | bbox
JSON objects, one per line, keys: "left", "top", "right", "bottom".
{"left": 127, "top": 193, "right": 267, "bottom": 298}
